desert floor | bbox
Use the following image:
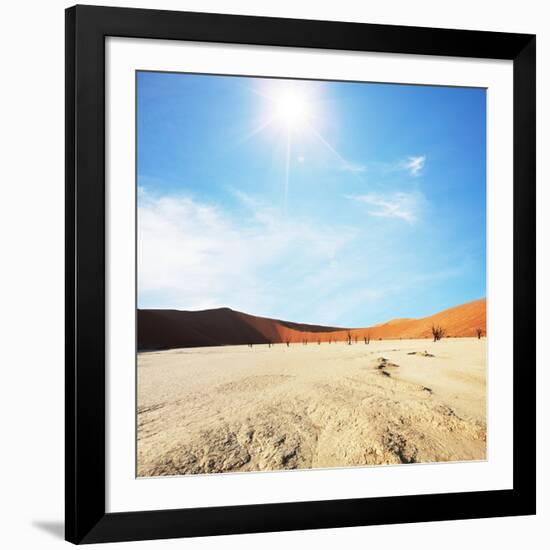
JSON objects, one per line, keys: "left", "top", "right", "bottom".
{"left": 137, "top": 338, "right": 486, "bottom": 476}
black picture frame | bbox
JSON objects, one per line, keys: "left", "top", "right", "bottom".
{"left": 65, "top": 4, "right": 536, "bottom": 544}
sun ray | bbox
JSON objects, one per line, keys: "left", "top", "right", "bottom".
{"left": 238, "top": 116, "right": 276, "bottom": 145}
{"left": 284, "top": 129, "right": 292, "bottom": 215}
{"left": 310, "top": 126, "right": 368, "bottom": 180}
{"left": 309, "top": 126, "right": 347, "bottom": 166}
{"left": 243, "top": 82, "right": 365, "bottom": 214}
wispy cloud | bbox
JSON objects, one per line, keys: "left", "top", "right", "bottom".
{"left": 346, "top": 191, "right": 424, "bottom": 223}
{"left": 344, "top": 155, "right": 426, "bottom": 177}
{"left": 138, "top": 188, "right": 466, "bottom": 326}
{"left": 138, "top": 188, "right": 356, "bottom": 316}
{"left": 402, "top": 155, "right": 426, "bottom": 176}
{"left": 340, "top": 161, "right": 367, "bottom": 173}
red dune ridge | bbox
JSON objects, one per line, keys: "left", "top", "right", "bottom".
{"left": 138, "top": 298, "right": 486, "bottom": 350}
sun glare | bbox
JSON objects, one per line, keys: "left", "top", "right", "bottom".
{"left": 245, "top": 81, "right": 334, "bottom": 213}
{"left": 273, "top": 89, "right": 311, "bottom": 130}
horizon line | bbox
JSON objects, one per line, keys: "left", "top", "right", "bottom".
{"left": 137, "top": 296, "right": 486, "bottom": 330}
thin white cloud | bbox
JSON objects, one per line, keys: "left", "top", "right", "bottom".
{"left": 340, "top": 161, "right": 367, "bottom": 173}
{"left": 137, "top": 189, "right": 465, "bottom": 326}
{"left": 402, "top": 155, "right": 426, "bottom": 176}
{"left": 346, "top": 191, "right": 424, "bottom": 223}
{"left": 350, "top": 155, "right": 426, "bottom": 177}
{"left": 138, "top": 189, "right": 355, "bottom": 314}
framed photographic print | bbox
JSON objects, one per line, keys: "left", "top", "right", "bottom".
{"left": 65, "top": 5, "right": 536, "bottom": 544}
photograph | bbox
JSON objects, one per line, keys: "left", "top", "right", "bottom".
{"left": 136, "top": 71, "right": 487, "bottom": 477}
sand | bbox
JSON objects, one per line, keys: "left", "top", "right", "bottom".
{"left": 137, "top": 337, "right": 486, "bottom": 477}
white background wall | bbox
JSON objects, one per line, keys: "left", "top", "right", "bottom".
{"left": 0, "top": 0, "right": 546, "bottom": 547}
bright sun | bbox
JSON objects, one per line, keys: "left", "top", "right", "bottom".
{"left": 273, "top": 89, "right": 310, "bottom": 130}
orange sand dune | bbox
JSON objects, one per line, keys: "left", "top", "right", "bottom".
{"left": 138, "top": 298, "right": 486, "bottom": 350}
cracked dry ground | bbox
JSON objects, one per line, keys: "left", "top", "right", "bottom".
{"left": 137, "top": 338, "right": 486, "bottom": 476}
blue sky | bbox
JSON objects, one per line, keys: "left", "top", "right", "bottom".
{"left": 137, "top": 71, "right": 486, "bottom": 327}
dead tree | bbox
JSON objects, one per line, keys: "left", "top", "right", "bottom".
{"left": 354, "top": 335, "right": 358, "bottom": 344}
{"left": 476, "top": 328, "right": 484, "bottom": 339}
{"left": 347, "top": 332, "right": 352, "bottom": 345}
{"left": 285, "top": 339, "right": 290, "bottom": 347}
{"left": 364, "top": 333, "right": 371, "bottom": 345}
{"left": 431, "top": 325, "right": 446, "bottom": 342}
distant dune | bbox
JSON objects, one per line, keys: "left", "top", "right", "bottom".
{"left": 138, "top": 298, "right": 486, "bottom": 350}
